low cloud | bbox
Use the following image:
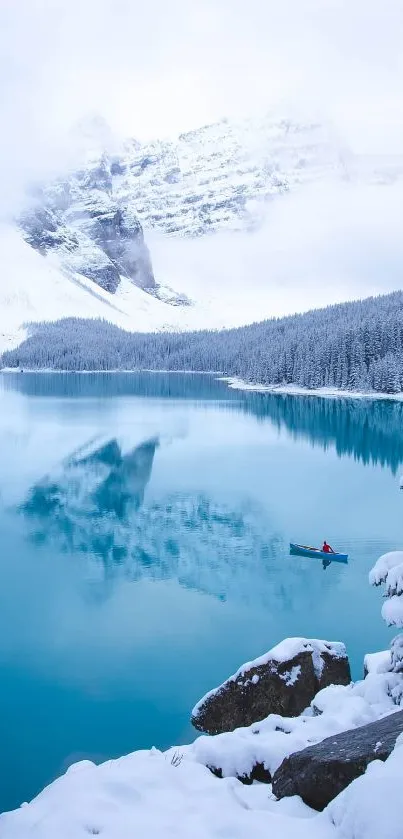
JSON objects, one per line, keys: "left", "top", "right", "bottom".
{"left": 150, "top": 177, "right": 403, "bottom": 321}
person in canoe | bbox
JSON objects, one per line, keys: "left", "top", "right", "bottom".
{"left": 322, "top": 540, "right": 335, "bottom": 554}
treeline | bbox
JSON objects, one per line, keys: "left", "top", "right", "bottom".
{"left": 3, "top": 291, "right": 403, "bottom": 392}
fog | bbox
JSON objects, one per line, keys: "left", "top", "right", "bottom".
{"left": 149, "top": 178, "right": 403, "bottom": 319}
{"left": 1, "top": 0, "right": 402, "bottom": 311}
{"left": 2, "top": 0, "right": 401, "bottom": 143}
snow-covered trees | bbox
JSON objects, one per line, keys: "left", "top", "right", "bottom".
{"left": 3, "top": 290, "right": 403, "bottom": 394}
{"left": 369, "top": 551, "right": 403, "bottom": 674}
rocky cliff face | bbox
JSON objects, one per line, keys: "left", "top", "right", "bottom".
{"left": 19, "top": 154, "right": 156, "bottom": 296}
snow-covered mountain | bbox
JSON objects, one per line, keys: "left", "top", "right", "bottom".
{"left": 3, "top": 111, "right": 403, "bottom": 352}
{"left": 19, "top": 114, "right": 343, "bottom": 279}
{"left": 111, "top": 115, "right": 341, "bottom": 237}
{"left": 18, "top": 114, "right": 342, "bottom": 298}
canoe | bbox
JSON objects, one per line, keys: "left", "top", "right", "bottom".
{"left": 290, "top": 543, "right": 348, "bottom": 562}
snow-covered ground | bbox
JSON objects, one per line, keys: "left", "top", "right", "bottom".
{"left": 0, "top": 226, "right": 233, "bottom": 353}
{"left": 2, "top": 740, "right": 402, "bottom": 839}
{"left": 0, "top": 748, "right": 335, "bottom": 839}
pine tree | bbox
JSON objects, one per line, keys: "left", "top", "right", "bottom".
{"left": 370, "top": 552, "right": 403, "bottom": 687}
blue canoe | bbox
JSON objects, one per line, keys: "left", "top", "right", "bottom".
{"left": 290, "top": 543, "right": 348, "bottom": 563}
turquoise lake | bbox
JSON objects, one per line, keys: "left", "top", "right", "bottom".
{"left": 0, "top": 371, "right": 401, "bottom": 813}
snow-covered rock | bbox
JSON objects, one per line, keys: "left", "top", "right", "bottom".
{"left": 363, "top": 650, "right": 392, "bottom": 677}
{"left": 175, "top": 669, "right": 403, "bottom": 784}
{"left": 326, "top": 732, "right": 403, "bottom": 839}
{"left": 191, "top": 639, "right": 350, "bottom": 735}
{"left": 272, "top": 709, "right": 403, "bottom": 810}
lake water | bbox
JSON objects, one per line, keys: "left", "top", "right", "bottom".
{"left": 0, "top": 371, "right": 401, "bottom": 812}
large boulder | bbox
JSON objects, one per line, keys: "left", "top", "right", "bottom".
{"left": 272, "top": 709, "right": 403, "bottom": 811}
{"left": 191, "top": 638, "right": 350, "bottom": 735}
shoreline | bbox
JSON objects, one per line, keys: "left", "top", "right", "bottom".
{"left": 219, "top": 376, "right": 403, "bottom": 402}
{"left": 2, "top": 367, "right": 403, "bottom": 402}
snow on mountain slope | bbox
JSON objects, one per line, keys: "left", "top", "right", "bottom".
{"left": 0, "top": 228, "right": 176, "bottom": 351}
{"left": 113, "top": 115, "right": 343, "bottom": 237}
{"left": 72, "top": 112, "right": 403, "bottom": 241}
{"left": 0, "top": 227, "right": 241, "bottom": 353}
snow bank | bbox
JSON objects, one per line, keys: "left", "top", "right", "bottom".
{"left": 390, "top": 635, "right": 403, "bottom": 674}
{"left": 0, "top": 749, "right": 335, "bottom": 839}
{"left": 192, "top": 638, "right": 346, "bottom": 717}
{"left": 222, "top": 378, "right": 403, "bottom": 402}
{"left": 370, "top": 551, "right": 403, "bottom": 631}
{"left": 382, "top": 596, "right": 403, "bottom": 629}
{"left": 326, "top": 733, "right": 403, "bottom": 839}
{"left": 369, "top": 551, "right": 403, "bottom": 587}
{"left": 181, "top": 672, "right": 402, "bottom": 782}
{"left": 364, "top": 650, "right": 391, "bottom": 676}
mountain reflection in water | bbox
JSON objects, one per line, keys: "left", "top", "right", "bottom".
{"left": 20, "top": 436, "right": 289, "bottom": 604}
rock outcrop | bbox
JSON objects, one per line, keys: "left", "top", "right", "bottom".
{"left": 191, "top": 638, "right": 351, "bottom": 735}
{"left": 272, "top": 709, "right": 403, "bottom": 810}
{"left": 19, "top": 156, "right": 156, "bottom": 297}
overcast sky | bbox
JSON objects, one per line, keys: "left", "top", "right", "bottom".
{"left": 1, "top": 0, "right": 402, "bottom": 148}
{"left": 0, "top": 0, "right": 402, "bottom": 313}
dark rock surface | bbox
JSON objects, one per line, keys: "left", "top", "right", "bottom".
{"left": 272, "top": 709, "right": 403, "bottom": 810}
{"left": 192, "top": 639, "right": 351, "bottom": 735}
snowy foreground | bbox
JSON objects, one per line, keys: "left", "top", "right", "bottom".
{"left": 1, "top": 742, "right": 402, "bottom": 839}
{"left": 1, "top": 651, "right": 402, "bottom": 839}
{"left": 2, "top": 558, "right": 403, "bottom": 838}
